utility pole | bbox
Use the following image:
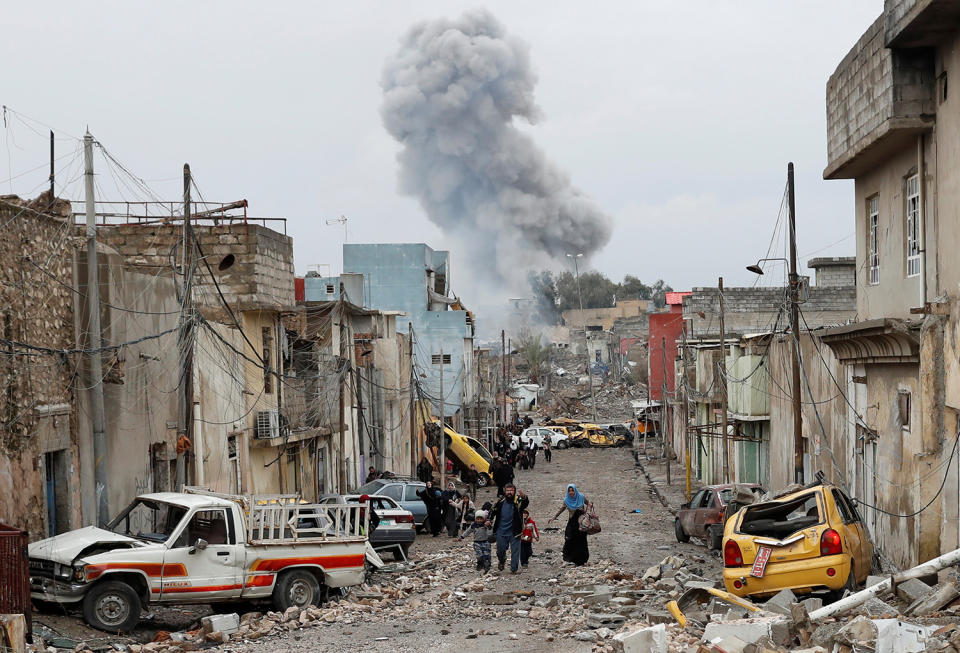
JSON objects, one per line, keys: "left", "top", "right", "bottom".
{"left": 439, "top": 347, "right": 446, "bottom": 487}
{"left": 567, "top": 253, "right": 597, "bottom": 422}
{"left": 787, "top": 162, "right": 804, "bottom": 484}
{"left": 682, "top": 322, "right": 691, "bottom": 500}
{"left": 49, "top": 131, "right": 54, "bottom": 197}
{"left": 718, "top": 277, "right": 729, "bottom": 483}
{"left": 475, "top": 350, "right": 482, "bottom": 441}
{"left": 501, "top": 330, "right": 506, "bottom": 427}
{"left": 84, "top": 132, "right": 108, "bottom": 526}
{"left": 661, "top": 336, "right": 670, "bottom": 486}
{"left": 176, "top": 164, "right": 195, "bottom": 492}
{"left": 409, "top": 325, "right": 416, "bottom": 476}
{"left": 507, "top": 338, "right": 512, "bottom": 423}
{"left": 338, "top": 287, "right": 347, "bottom": 493}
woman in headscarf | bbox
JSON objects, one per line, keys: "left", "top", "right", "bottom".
{"left": 548, "top": 484, "right": 589, "bottom": 566}
{"left": 441, "top": 481, "right": 463, "bottom": 537}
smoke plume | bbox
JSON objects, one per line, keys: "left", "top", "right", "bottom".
{"left": 380, "top": 10, "right": 612, "bottom": 284}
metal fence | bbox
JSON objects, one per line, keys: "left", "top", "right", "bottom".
{"left": 0, "top": 522, "right": 31, "bottom": 641}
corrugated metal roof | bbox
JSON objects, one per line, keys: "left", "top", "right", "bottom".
{"left": 664, "top": 291, "right": 691, "bottom": 305}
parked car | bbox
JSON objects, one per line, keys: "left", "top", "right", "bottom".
{"left": 319, "top": 494, "right": 416, "bottom": 560}
{"left": 721, "top": 483, "right": 874, "bottom": 600}
{"left": 28, "top": 489, "right": 368, "bottom": 633}
{"left": 604, "top": 423, "right": 633, "bottom": 443}
{"left": 588, "top": 428, "right": 625, "bottom": 448}
{"left": 355, "top": 478, "right": 428, "bottom": 529}
{"left": 514, "top": 427, "right": 566, "bottom": 448}
{"left": 675, "top": 484, "right": 764, "bottom": 550}
{"left": 543, "top": 426, "right": 572, "bottom": 448}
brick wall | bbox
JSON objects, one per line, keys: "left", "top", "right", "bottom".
{"left": 97, "top": 223, "right": 295, "bottom": 313}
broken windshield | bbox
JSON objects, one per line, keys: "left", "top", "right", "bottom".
{"left": 738, "top": 490, "right": 821, "bottom": 539}
{"left": 108, "top": 499, "right": 188, "bottom": 544}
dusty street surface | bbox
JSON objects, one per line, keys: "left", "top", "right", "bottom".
{"left": 213, "top": 446, "right": 717, "bottom": 653}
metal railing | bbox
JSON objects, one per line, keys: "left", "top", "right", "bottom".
{"left": 247, "top": 503, "right": 368, "bottom": 544}
{"left": 0, "top": 522, "right": 31, "bottom": 641}
{"left": 70, "top": 199, "right": 287, "bottom": 233}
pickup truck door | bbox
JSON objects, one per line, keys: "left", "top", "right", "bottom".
{"left": 160, "top": 507, "right": 244, "bottom": 601}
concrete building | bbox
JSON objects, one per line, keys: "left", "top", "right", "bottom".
{"left": 819, "top": 0, "right": 960, "bottom": 567}
{"left": 304, "top": 244, "right": 476, "bottom": 432}
{"left": 648, "top": 292, "right": 690, "bottom": 402}
{"left": 562, "top": 299, "right": 649, "bottom": 332}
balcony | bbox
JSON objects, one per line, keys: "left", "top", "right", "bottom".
{"left": 824, "top": 15, "right": 935, "bottom": 180}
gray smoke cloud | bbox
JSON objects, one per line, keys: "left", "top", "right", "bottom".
{"left": 380, "top": 9, "right": 612, "bottom": 284}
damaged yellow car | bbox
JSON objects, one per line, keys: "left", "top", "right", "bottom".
{"left": 721, "top": 483, "right": 873, "bottom": 600}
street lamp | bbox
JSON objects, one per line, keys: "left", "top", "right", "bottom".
{"left": 566, "top": 253, "right": 598, "bottom": 422}
{"left": 745, "top": 257, "right": 788, "bottom": 276}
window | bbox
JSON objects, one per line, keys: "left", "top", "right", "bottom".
{"left": 404, "top": 485, "right": 423, "bottom": 501}
{"left": 325, "top": 284, "right": 335, "bottom": 294}
{"left": 262, "top": 327, "right": 274, "bottom": 393}
{"left": 379, "top": 484, "right": 402, "bottom": 501}
{"left": 867, "top": 195, "right": 879, "bottom": 285}
{"left": 689, "top": 490, "right": 706, "bottom": 508}
{"left": 431, "top": 353, "right": 451, "bottom": 365}
{"left": 175, "top": 509, "right": 230, "bottom": 547}
{"left": 906, "top": 175, "right": 920, "bottom": 277}
{"left": 898, "top": 391, "right": 911, "bottom": 431}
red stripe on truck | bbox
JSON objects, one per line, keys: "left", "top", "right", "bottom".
{"left": 249, "top": 554, "right": 365, "bottom": 572}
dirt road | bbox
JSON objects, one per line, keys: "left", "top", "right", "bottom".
{"left": 217, "top": 446, "right": 718, "bottom": 653}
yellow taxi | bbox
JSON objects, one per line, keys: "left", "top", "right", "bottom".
{"left": 432, "top": 420, "right": 493, "bottom": 486}
{"left": 587, "top": 428, "right": 625, "bottom": 448}
{"left": 721, "top": 483, "right": 873, "bottom": 600}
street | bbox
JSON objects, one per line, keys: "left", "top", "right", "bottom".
{"left": 211, "top": 446, "right": 717, "bottom": 653}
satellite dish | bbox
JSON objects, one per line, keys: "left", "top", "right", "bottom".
{"left": 218, "top": 254, "right": 235, "bottom": 271}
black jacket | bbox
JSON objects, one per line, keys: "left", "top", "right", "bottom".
{"left": 490, "top": 494, "right": 529, "bottom": 536}
{"left": 417, "top": 461, "right": 433, "bottom": 484}
{"left": 492, "top": 461, "right": 513, "bottom": 487}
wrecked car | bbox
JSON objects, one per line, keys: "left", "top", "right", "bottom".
{"left": 675, "top": 483, "right": 764, "bottom": 550}
{"left": 29, "top": 489, "right": 369, "bottom": 633}
{"left": 721, "top": 483, "right": 873, "bottom": 600}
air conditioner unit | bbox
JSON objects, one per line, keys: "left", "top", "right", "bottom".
{"left": 255, "top": 410, "right": 280, "bottom": 439}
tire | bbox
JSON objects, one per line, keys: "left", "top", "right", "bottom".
{"left": 272, "top": 569, "right": 322, "bottom": 612}
{"left": 476, "top": 473, "right": 490, "bottom": 488}
{"left": 707, "top": 525, "right": 723, "bottom": 551}
{"left": 82, "top": 580, "right": 141, "bottom": 634}
{"left": 674, "top": 519, "right": 689, "bottom": 543}
{"left": 557, "top": 441, "right": 569, "bottom": 449}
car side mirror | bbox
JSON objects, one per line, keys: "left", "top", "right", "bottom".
{"left": 189, "top": 538, "right": 208, "bottom": 554}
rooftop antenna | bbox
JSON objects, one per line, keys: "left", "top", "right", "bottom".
{"left": 325, "top": 215, "right": 348, "bottom": 242}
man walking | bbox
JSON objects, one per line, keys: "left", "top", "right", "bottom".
{"left": 490, "top": 483, "right": 529, "bottom": 574}
{"left": 492, "top": 455, "right": 513, "bottom": 497}
{"left": 463, "top": 463, "right": 479, "bottom": 501}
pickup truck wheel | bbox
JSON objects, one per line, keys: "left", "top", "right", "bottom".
{"left": 273, "top": 570, "right": 321, "bottom": 611}
{"left": 82, "top": 581, "right": 141, "bottom": 633}
{"left": 476, "top": 473, "right": 490, "bottom": 488}
{"left": 707, "top": 525, "right": 723, "bottom": 551}
{"left": 674, "top": 519, "right": 689, "bottom": 543}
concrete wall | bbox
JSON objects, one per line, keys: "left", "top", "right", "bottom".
{"left": 809, "top": 257, "right": 856, "bottom": 288}
{"left": 562, "top": 299, "right": 649, "bottom": 331}
{"left": 649, "top": 311, "right": 683, "bottom": 401}
{"left": 97, "top": 223, "right": 295, "bottom": 313}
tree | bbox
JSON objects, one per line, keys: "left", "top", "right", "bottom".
{"left": 515, "top": 330, "right": 551, "bottom": 384}
{"left": 618, "top": 275, "right": 652, "bottom": 300}
{"left": 554, "top": 270, "right": 617, "bottom": 311}
{"left": 527, "top": 270, "right": 560, "bottom": 324}
{"left": 649, "top": 279, "right": 674, "bottom": 308}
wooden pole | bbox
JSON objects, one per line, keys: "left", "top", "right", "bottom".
{"left": 661, "top": 336, "right": 670, "bottom": 485}
{"left": 338, "top": 287, "right": 347, "bottom": 492}
{"left": 409, "top": 324, "right": 416, "bottom": 476}
{"left": 788, "top": 162, "right": 804, "bottom": 484}
{"left": 719, "top": 277, "right": 730, "bottom": 484}
{"left": 682, "top": 321, "right": 691, "bottom": 501}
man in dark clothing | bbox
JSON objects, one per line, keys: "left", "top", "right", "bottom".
{"left": 490, "top": 483, "right": 529, "bottom": 573}
{"left": 417, "top": 457, "right": 433, "bottom": 484}
{"left": 492, "top": 456, "right": 513, "bottom": 497}
{"left": 463, "top": 464, "right": 479, "bottom": 501}
{"left": 365, "top": 466, "right": 379, "bottom": 484}
{"left": 416, "top": 481, "right": 443, "bottom": 536}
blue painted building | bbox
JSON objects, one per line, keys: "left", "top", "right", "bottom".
{"left": 303, "top": 243, "right": 475, "bottom": 423}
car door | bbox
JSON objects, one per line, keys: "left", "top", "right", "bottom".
{"left": 832, "top": 489, "right": 867, "bottom": 580}
{"left": 681, "top": 490, "right": 706, "bottom": 534}
{"left": 161, "top": 507, "right": 244, "bottom": 601}
{"left": 692, "top": 490, "right": 716, "bottom": 538}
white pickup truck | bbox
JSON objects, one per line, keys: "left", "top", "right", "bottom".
{"left": 28, "top": 489, "right": 372, "bottom": 633}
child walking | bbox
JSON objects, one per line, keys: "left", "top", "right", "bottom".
{"left": 520, "top": 509, "right": 540, "bottom": 569}
{"left": 459, "top": 510, "right": 492, "bottom": 572}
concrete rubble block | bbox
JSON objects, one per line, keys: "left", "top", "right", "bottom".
{"left": 895, "top": 578, "right": 933, "bottom": 604}
{"left": 703, "top": 617, "right": 789, "bottom": 646}
{"left": 704, "top": 634, "right": 750, "bottom": 652}
{"left": 866, "top": 575, "right": 888, "bottom": 589}
{"left": 654, "top": 579, "right": 677, "bottom": 592}
{"left": 609, "top": 596, "right": 636, "bottom": 606}
{"left": 587, "top": 612, "right": 626, "bottom": 628}
{"left": 833, "top": 616, "right": 937, "bottom": 653}
{"left": 583, "top": 591, "right": 615, "bottom": 605}
{"left": 481, "top": 593, "right": 517, "bottom": 605}
{"left": 800, "top": 597, "right": 822, "bottom": 613}
{"left": 642, "top": 564, "right": 662, "bottom": 581}
{"left": 684, "top": 579, "right": 718, "bottom": 591}
{"left": 613, "top": 623, "right": 667, "bottom": 653}
{"left": 201, "top": 613, "right": 240, "bottom": 635}
{"left": 741, "top": 636, "right": 791, "bottom": 652}
{"left": 0, "top": 615, "right": 26, "bottom": 653}
{"left": 906, "top": 581, "right": 959, "bottom": 617}
{"left": 859, "top": 597, "right": 899, "bottom": 617}
{"left": 645, "top": 609, "right": 674, "bottom": 625}
{"left": 762, "top": 588, "right": 797, "bottom": 616}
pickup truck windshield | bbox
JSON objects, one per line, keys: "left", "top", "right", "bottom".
{"left": 108, "top": 499, "right": 188, "bottom": 543}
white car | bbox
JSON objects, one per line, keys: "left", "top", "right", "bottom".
{"left": 515, "top": 427, "right": 567, "bottom": 448}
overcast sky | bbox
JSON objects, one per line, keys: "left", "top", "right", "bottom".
{"left": 2, "top": 1, "right": 879, "bottom": 301}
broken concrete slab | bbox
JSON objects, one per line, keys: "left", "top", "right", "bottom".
{"left": 703, "top": 619, "right": 778, "bottom": 645}
{"left": 703, "top": 634, "right": 750, "bottom": 652}
{"left": 800, "top": 597, "right": 822, "bottom": 613}
{"left": 201, "top": 613, "right": 239, "bottom": 636}
{"left": 762, "top": 588, "right": 797, "bottom": 616}
{"left": 614, "top": 623, "right": 667, "bottom": 653}
{"left": 895, "top": 578, "right": 933, "bottom": 604}
{"left": 481, "top": 593, "right": 517, "bottom": 605}
{"left": 582, "top": 591, "right": 614, "bottom": 605}
{"left": 906, "top": 581, "right": 959, "bottom": 616}
{"left": 586, "top": 612, "right": 626, "bottom": 628}
{"left": 859, "top": 597, "right": 899, "bottom": 617}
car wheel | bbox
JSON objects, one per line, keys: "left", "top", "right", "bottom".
{"left": 477, "top": 473, "right": 490, "bottom": 488}
{"left": 82, "top": 580, "right": 141, "bottom": 633}
{"left": 674, "top": 519, "right": 689, "bottom": 543}
{"left": 272, "top": 569, "right": 322, "bottom": 611}
{"left": 707, "top": 525, "right": 722, "bottom": 551}
{"left": 557, "top": 441, "right": 568, "bottom": 449}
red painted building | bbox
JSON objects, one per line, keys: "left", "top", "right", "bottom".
{"left": 648, "top": 292, "right": 690, "bottom": 401}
